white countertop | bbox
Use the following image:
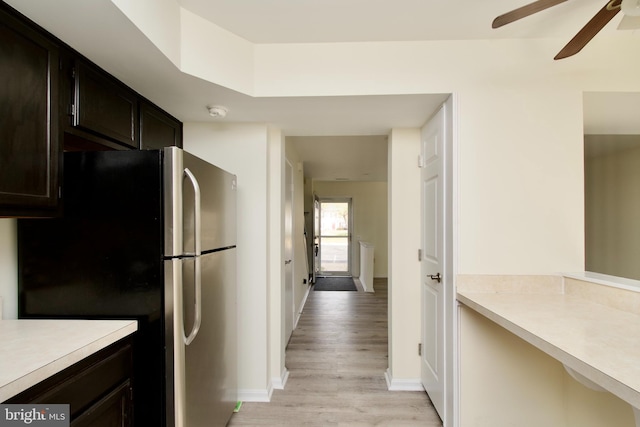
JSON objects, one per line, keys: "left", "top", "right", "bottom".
{"left": 457, "top": 275, "right": 640, "bottom": 410}
{"left": 0, "top": 319, "right": 137, "bottom": 402}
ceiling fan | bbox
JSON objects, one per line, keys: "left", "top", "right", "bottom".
{"left": 492, "top": 0, "right": 640, "bottom": 60}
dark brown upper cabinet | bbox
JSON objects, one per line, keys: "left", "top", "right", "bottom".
{"left": 0, "top": 4, "right": 59, "bottom": 216}
{"left": 0, "top": 1, "right": 183, "bottom": 216}
{"left": 73, "top": 60, "right": 139, "bottom": 149}
{"left": 139, "top": 100, "right": 183, "bottom": 149}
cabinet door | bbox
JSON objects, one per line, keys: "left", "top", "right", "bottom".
{"left": 74, "top": 60, "right": 138, "bottom": 149}
{"left": 6, "top": 339, "right": 133, "bottom": 426}
{"left": 0, "top": 5, "right": 59, "bottom": 213}
{"left": 140, "top": 100, "right": 182, "bottom": 149}
{"left": 71, "top": 381, "right": 132, "bottom": 427}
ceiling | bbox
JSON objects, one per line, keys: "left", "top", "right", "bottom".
{"left": 289, "top": 136, "right": 390, "bottom": 182}
{"left": 178, "top": 0, "right": 618, "bottom": 44}
{"left": 6, "top": 0, "right": 636, "bottom": 182}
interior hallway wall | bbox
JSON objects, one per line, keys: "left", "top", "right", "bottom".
{"left": 268, "top": 126, "right": 286, "bottom": 390}
{"left": 313, "top": 181, "right": 388, "bottom": 278}
{"left": 183, "top": 122, "right": 274, "bottom": 401}
{"left": 303, "top": 177, "right": 314, "bottom": 278}
{"left": 0, "top": 219, "right": 17, "bottom": 319}
{"left": 284, "top": 141, "right": 312, "bottom": 327}
{"left": 387, "top": 128, "right": 422, "bottom": 382}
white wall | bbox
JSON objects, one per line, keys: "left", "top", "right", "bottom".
{"left": 459, "top": 307, "right": 566, "bottom": 427}
{"left": 303, "top": 177, "right": 314, "bottom": 277}
{"left": 179, "top": 8, "right": 254, "bottom": 95}
{"left": 457, "top": 86, "right": 584, "bottom": 275}
{"left": 284, "top": 142, "right": 311, "bottom": 319}
{"left": 0, "top": 219, "right": 17, "bottom": 319}
{"left": 183, "top": 122, "right": 273, "bottom": 400}
{"left": 585, "top": 142, "right": 640, "bottom": 281}
{"left": 107, "top": 0, "right": 255, "bottom": 95}
{"left": 313, "top": 181, "right": 388, "bottom": 278}
{"left": 109, "top": 0, "right": 181, "bottom": 65}
{"left": 460, "top": 306, "right": 636, "bottom": 427}
{"left": 252, "top": 37, "right": 640, "bottom": 96}
{"left": 252, "top": 42, "right": 603, "bottom": 276}
{"left": 387, "top": 128, "right": 422, "bottom": 381}
{"left": 268, "top": 126, "right": 286, "bottom": 389}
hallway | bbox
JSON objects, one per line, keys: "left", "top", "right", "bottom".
{"left": 228, "top": 279, "right": 442, "bottom": 426}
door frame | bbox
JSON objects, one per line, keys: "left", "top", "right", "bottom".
{"left": 316, "top": 197, "right": 353, "bottom": 277}
{"left": 312, "top": 197, "right": 320, "bottom": 283}
{"left": 284, "top": 159, "right": 294, "bottom": 343}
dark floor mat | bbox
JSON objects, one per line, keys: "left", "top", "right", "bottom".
{"left": 313, "top": 276, "right": 357, "bottom": 291}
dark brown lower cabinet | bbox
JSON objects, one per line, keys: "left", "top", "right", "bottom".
{"left": 6, "top": 338, "right": 133, "bottom": 427}
{"left": 71, "top": 381, "right": 131, "bottom": 427}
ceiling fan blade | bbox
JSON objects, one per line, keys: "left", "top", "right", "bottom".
{"left": 554, "top": 0, "right": 621, "bottom": 59}
{"left": 492, "top": 0, "right": 569, "bottom": 28}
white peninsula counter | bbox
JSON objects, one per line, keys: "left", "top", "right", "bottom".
{"left": 0, "top": 319, "right": 137, "bottom": 402}
{"left": 457, "top": 275, "right": 640, "bottom": 427}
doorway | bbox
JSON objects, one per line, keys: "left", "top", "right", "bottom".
{"left": 316, "top": 198, "right": 352, "bottom": 277}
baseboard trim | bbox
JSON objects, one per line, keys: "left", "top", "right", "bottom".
{"left": 384, "top": 369, "right": 425, "bottom": 391}
{"left": 294, "top": 284, "right": 312, "bottom": 329}
{"left": 237, "top": 387, "right": 272, "bottom": 403}
{"left": 238, "top": 367, "right": 291, "bottom": 402}
{"left": 353, "top": 277, "right": 365, "bottom": 292}
{"left": 271, "top": 368, "right": 290, "bottom": 390}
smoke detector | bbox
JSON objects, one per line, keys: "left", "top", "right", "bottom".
{"left": 207, "top": 105, "right": 228, "bottom": 118}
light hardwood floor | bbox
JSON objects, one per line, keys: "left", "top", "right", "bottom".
{"left": 228, "top": 278, "right": 443, "bottom": 426}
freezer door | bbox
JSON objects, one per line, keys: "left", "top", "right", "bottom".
{"left": 173, "top": 249, "right": 237, "bottom": 427}
{"left": 164, "top": 147, "right": 236, "bottom": 257}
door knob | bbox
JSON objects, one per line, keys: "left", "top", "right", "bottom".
{"left": 284, "top": 259, "right": 292, "bottom": 265}
{"left": 429, "top": 273, "right": 442, "bottom": 283}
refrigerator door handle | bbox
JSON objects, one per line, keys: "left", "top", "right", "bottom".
{"left": 184, "top": 168, "right": 202, "bottom": 257}
{"left": 183, "top": 168, "right": 202, "bottom": 345}
{"left": 184, "top": 257, "right": 202, "bottom": 345}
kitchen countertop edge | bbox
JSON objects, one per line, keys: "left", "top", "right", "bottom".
{"left": 0, "top": 319, "right": 138, "bottom": 402}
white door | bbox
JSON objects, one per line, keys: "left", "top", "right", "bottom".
{"left": 284, "top": 161, "right": 294, "bottom": 342}
{"left": 420, "top": 105, "right": 446, "bottom": 420}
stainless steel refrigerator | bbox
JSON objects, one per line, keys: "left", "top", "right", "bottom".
{"left": 18, "top": 147, "right": 237, "bottom": 427}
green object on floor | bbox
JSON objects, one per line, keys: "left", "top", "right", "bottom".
{"left": 234, "top": 401, "right": 243, "bottom": 413}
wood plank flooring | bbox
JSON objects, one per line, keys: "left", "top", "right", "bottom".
{"left": 228, "top": 278, "right": 443, "bottom": 426}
